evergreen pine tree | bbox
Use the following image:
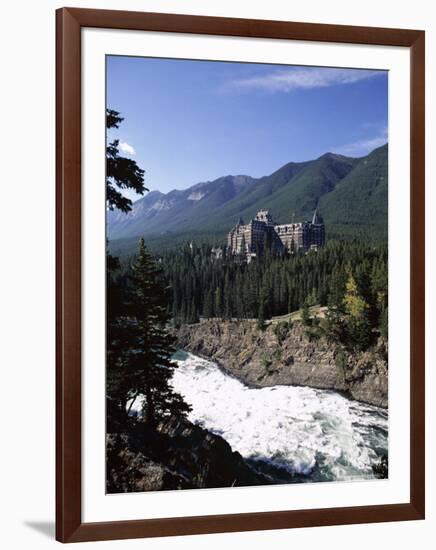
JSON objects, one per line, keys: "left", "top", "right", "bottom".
{"left": 203, "top": 289, "right": 214, "bottom": 319}
{"left": 257, "top": 297, "right": 267, "bottom": 331}
{"left": 214, "top": 286, "right": 223, "bottom": 319}
{"left": 106, "top": 109, "right": 148, "bottom": 213}
{"left": 107, "top": 239, "right": 191, "bottom": 426}
{"left": 301, "top": 302, "right": 311, "bottom": 326}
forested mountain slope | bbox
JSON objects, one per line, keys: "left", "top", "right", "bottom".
{"left": 107, "top": 144, "right": 388, "bottom": 245}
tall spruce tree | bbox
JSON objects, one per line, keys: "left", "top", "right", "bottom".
{"left": 107, "top": 239, "right": 191, "bottom": 426}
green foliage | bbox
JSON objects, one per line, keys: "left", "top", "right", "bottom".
{"left": 106, "top": 109, "right": 148, "bottom": 213}
{"left": 260, "top": 354, "right": 273, "bottom": 371}
{"left": 257, "top": 306, "right": 267, "bottom": 331}
{"left": 106, "top": 109, "right": 123, "bottom": 129}
{"left": 300, "top": 303, "right": 311, "bottom": 326}
{"left": 304, "top": 325, "right": 322, "bottom": 342}
{"left": 320, "top": 254, "right": 388, "bottom": 352}
{"left": 273, "top": 347, "right": 283, "bottom": 362}
{"left": 319, "top": 144, "right": 388, "bottom": 242}
{"left": 112, "top": 238, "right": 388, "bottom": 352}
{"left": 379, "top": 307, "right": 388, "bottom": 340}
{"left": 107, "top": 239, "right": 191, "bottom": 426}
{"left": 342, "top": 274, "right": 373, "bottom": 351}
{"left": 142, "top": 240, "right": 388, "bottom": 341}
{"left": 343, "top": 274, "right": 368, "bottom": 317}
{"left": 260, "top": 153, "right": 358, "bottom": 225}
{"left": 273, "top": 321, "right": 290, "bottom": 345}
{"left": 257, "top": 285, "right": 270, "bottom": 330}
{"left": 306, "top": 288, "right": 318, "bottom": 307}
{"left": 321, "top": 310, "right": 345, "bottom": 345}
{"left": 335, "top": 347, "right": 348, "bottom": 372}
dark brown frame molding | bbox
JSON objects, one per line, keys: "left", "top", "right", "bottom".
{"left": 56, "top": 7, "right": 425, "bottom": 543}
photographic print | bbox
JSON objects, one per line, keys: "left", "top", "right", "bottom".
{"left": 105, "top": 56, "right": 389, "bottom": 494}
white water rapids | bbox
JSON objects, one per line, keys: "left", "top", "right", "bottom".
{"left": 169, "top": 351, "right": 388, "bottom": 483}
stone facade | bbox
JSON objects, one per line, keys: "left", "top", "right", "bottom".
{"left": 227, "top": 209, "right": 325, "bottom": 260}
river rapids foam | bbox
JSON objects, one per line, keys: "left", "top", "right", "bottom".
{"left": 170, "top": 351, "right": 388, "bottom": 483}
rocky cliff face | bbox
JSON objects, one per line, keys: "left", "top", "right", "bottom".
{"left": 176, "top": 320, "right": 388, "bottom": 408}
{"left": 107, "top": 415, "right": 269, "bottom": 493}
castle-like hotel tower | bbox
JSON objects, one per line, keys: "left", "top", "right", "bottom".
{"left": 227, "top": 209, "right": 325, "bottom": 261}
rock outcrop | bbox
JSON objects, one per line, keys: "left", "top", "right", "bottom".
{"left": 107, "top": 415, "right": 269, "bottom": 493}
{"left": 176, "top": 320, "right": 388, "bottom": 408}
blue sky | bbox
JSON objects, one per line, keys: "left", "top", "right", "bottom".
{"left": 107, "top": 56, "right": 387, "bottom": 199}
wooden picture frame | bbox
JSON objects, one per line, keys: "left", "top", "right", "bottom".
{"left": 56, "top": 7, "right": 425, "bottom": 543}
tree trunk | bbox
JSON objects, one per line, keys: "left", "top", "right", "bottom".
{"left": 145, "top": 386, "right": 155, "bottom": 427}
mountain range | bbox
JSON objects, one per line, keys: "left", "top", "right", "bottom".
{"left": 107, "top": 143, "right": 388, "bottom": 248}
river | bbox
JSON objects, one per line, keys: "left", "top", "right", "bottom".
{"left": 170, "top": 351, "right": 388, "bottom": 483}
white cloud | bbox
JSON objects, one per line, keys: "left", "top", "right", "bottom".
{"left": 119, "top": 141, "right": 136, "bottom": 155}
{"left": 335, "top": 126, "right": 388, "bottom": 156}
{"left": 229, "top": 67, "right": 383, "bottom": 93}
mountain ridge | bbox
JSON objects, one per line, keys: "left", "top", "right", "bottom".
{"left": 107, "top": 144, "right": 388, "bottom": 244}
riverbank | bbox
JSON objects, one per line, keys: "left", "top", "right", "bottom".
{"left": 106, "top": 402, "right": 270, "bottom": 493}
{"left": 176, "top": 319, "right": 388, "bottom": 408}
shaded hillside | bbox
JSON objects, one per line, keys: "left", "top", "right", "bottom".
{"left": 107, "top": 175, "right": 255, "bottom": 240}
{"left": 254, "top": 153, "right": 358, "bottom": 223}
{"left": 319, "top": 144, "right": 388, "bottom": 240}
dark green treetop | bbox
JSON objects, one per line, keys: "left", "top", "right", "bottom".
{"left": 106, "top": 108, "right": 148, "bottom": 213}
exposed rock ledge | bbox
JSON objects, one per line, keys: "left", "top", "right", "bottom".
{"left": 176, "top": 319, "right": 388, "bottom": 408}
{"left": 107, "top": 414, "right": 269, "bottom": 493}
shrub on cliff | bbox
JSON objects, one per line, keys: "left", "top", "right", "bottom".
{"left": 273, "top": 321, "right": 290, "bottom": 345}
{"left": 301, "top": 303, "right": 311, "bottom": 326}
